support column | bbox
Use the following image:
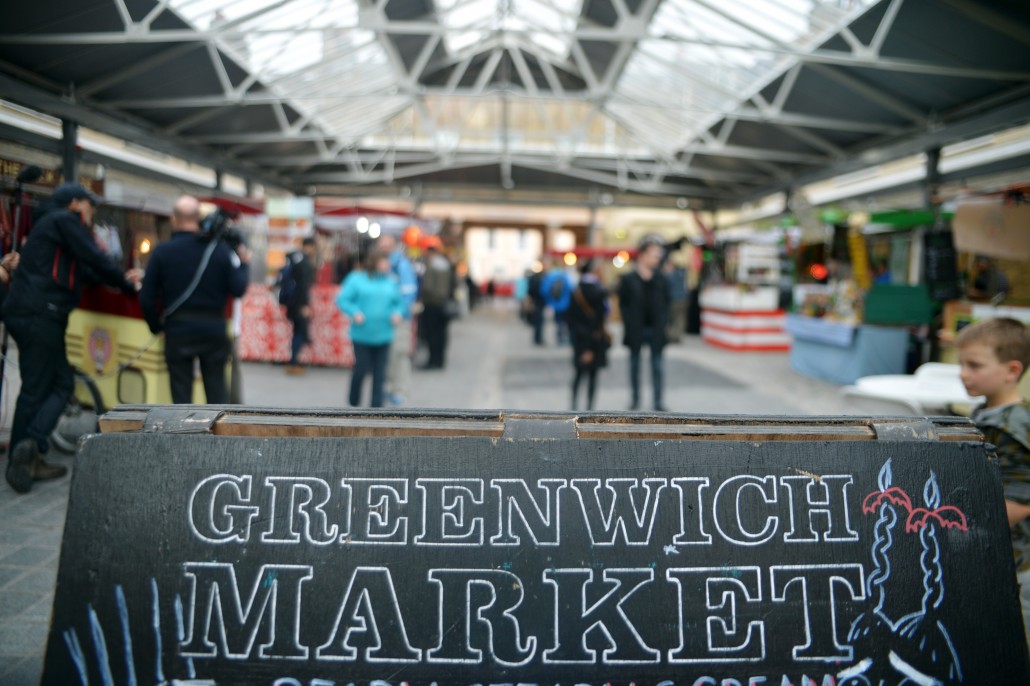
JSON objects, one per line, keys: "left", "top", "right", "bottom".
{"left": 587, "top": 204, "right": 599, "bottom": 246}
{"left": 214, "top": 169, "right": 224, "bottom": 192}
{"left": 924, "top": 147, "right": 941, "bottom": 210}
{"left": 61, "top": 119, "right": 79, "bottom": 184}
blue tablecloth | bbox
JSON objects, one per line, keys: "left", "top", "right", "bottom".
{"left": 786, "top": 315, "right": 908, "bottom": 385}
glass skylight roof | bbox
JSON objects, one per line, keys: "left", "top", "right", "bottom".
{"left": 433, "top": 0, "right": 583, "bottom": 59}
{"left": 167, "top": 0, "right": 875, "bottom": 160}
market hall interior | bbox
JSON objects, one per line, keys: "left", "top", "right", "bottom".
{"left": 2, "top": 0, "right": 1030, "bottom": 682}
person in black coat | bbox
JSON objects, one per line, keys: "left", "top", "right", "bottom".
{"left": 618, "top": 236, "right": 672, "bottom": 411}
{"left": 140, "top": 195, "right": 250, "bottom": 404}
{"left": 568, "top": 258, "right": 610, "bottom": 411}
{"left": 284, "top": 237, "right": 317, "bottom": 375}
{"left": 3, "top": 183, "right": 141, "bottom": 493}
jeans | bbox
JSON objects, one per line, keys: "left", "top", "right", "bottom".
{"left": 628, "top": 328, "right": 664, "bottom": 409}
{"left": 531, "top": 299, "right": 545, "bottom": 345}
{"left": 164, "top": 332, "right": 231, "bottom": 404}
{"left": 421, "top": 304, "right": 449, "bottom": 369}
{"left": 554, "top": 309, "right": 568, "bottom": 344}
{"left": 289, "top": 314, "right": 310, "bottom": 365}
{"left": 386, "top": 319, "right": 412, "bottom": 399}
{"left": 350, "top": 342, "right": 390, "bottom": 407}
{"left": 6, "top": 316, "right": 72, "bottom": 453}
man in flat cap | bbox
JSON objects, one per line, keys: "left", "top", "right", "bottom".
{"left": 3, "top": 182, "right": 141, "bottom": 494}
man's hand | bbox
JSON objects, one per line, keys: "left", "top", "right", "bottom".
{"left": 236, "top": 244, "right": 252, "bottom": 264}
{"left": 2, "top": 252, "right": 20, "bottom": 271}
{"left": 125, "top": 268, "right": 144, "bottom": 292}
{"left": 353, "top": 312, "right": 365, "bottom": 325}
{"left": 301, "top": 305, "right": 311, "bottom": 318}
{"left": 390, "top": 313, "right": 403, "bottom": 325}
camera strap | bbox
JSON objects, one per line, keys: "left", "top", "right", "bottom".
{"left": 161, "top": 238, "right": 220, "bottom": 324}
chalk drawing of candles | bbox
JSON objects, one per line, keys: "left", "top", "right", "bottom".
{"left": 892, "top": 471, "right": 965, "bottom": 684}
{"left": 841, "top": 459, "right": 911, "bottom": 685}
{"left": 849, "top": 459, "right": 909, "bottom": 646}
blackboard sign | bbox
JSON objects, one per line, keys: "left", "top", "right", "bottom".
{"left": 923, "top": 230, "right": 962, "bottom": 302}
{"left": 43, "top": 410, "right": 1030, "bottom": 685}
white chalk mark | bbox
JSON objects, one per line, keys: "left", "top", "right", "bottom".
{"left": 88, "top": 605, "right": 115, "bottom": 686}
{"left": 62, "top": 627, "right": 90, "bottom": 686}
{"left": 889, "top": 649, "right": 942, "bottom": 686}
{"left": 174, "top": 594, "right": 196, "bottom": 679}
{"left": 115, "top": 585, "right": 137, "bottom": 686}
{"left": 663, "top": 545, "right": 679, "bottom": 555}
{"left": 151, "top": 578, "right": 165, "bottom": 683}
{"left": 837, "top": 657, "right": 873, "bottom": 679}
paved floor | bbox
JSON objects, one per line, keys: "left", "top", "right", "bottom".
{"left": 0, "top": 300, "right": 850, "bottom": 684}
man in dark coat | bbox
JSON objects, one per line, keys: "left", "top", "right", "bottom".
{"left": 568, "top": 258, "right": 609, "bottom": 410}
{"left": 3, "top": 183, "right": 141, "bottom": 493}
{"left": 284, "top": 237, "right": 317, "bottom": 375}
{"left": 140, "top": 195, "right": 250, "bottom": 404}
{"left": 618, "top": 236, "right": 672, "bottom": 411}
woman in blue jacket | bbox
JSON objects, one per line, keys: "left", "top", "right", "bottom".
{"left": 337, "top": 249, "right": 403, "bottom": 407}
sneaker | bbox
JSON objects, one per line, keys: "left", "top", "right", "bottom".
{"left": 31, "top": 457, "right": 67, "bottom": 482}
{"left": 6, "top": 439, "right": 37, "bottom": 494}
{"left": 285, "top": 364, "right": 306, "bottom": 376}
{"left": 388, "top": 394, "right": 405, "bottom": 406}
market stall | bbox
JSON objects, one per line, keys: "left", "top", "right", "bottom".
{"left": 785, "top": 211, "right": 938, "bottom": 384}
{"left": 699, "top": 236, "right": 790, "bottom": 351}
{"left": 237, "top": 202, "right": 435, "bottom": 367}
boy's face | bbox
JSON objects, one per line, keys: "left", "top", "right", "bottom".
{"left": 957, "top": 342, "right": 1023, "bottom": 399}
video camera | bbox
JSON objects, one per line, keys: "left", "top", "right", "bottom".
{"left": 199, "top": 207, "right": 246, "bottom": 250}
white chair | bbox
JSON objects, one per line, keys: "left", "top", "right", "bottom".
{"left": 839, "top": 385, "right": 923, "bottom": 416}
{"left": 913, "top": 362, "right": 962, "bottom": 382}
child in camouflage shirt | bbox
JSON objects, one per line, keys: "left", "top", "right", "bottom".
{"left": 956, "top": 317, "right": 1030, "bottom": 648}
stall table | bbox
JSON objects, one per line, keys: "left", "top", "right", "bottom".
{"left": 785, "top": 314, "right": 908, "bottom": 385}
{"left": 699, "top": 285, "right": 789, "bottom": 351}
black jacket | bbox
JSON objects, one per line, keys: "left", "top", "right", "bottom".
{"left": 567, "top": 278, "right": 609, "bottom": 369}
{"left": 3, "top": 207, "right": 135, "bottom": 323}
{"left": 140, "top": 232, "right": 249, "bottom": 336}
{"left": 285, "top": 250, "right": 316, "bottom": 319}
{"left": 618, "top": 269, "right": 671, "bottom": 349}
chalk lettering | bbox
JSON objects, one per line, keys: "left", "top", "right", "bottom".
{"left": 542, "top": 567, "right": 660, "bottom": 664}
{"left": 261, "top": 477, "right": 340, "bottom": 545}
{"left": 714, "top": 476, "right": 779, "bottom": 546}
{"left": 341, "top": 478, "right": 409, "bottom": 544}
{"left": 180, "top": 562, "right": 312, "bottom": 659}
{"left": 779, "top": 476, "right": 858, "bottom": 543}
{"left": 188, "top": 474, "right": 259, "bottom": 544}
{"left": 490, "top": 479, "right": 565, "bottom": 546}
{"left": 571, "top": 478, "right": 666, "bottom": 545}
{"left": 416, "top": 479, "right": 486, "bottom": 546}
{"left": 317, "top": 567, "right": 421, "bottom": 663}
{"left": 667, "top": 567, "right": 765, "bottom": 664}
{"left": 672, "top": 477, "right": 713, "bottom": 546}
{"left": 770, "top": 564, "right": 865, "bottom": 661}
{"left": 427, "top": 569, "right": 535, "bottom": 666}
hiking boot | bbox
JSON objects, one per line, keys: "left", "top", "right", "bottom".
{"left": 31, "top": 456, "right": 67, "bottom": 482}
{"left": 5, "top": 439, "right": 37, "bottom": 494}
{"left": 285, "top": 364, "right": 306, "bottom": 376}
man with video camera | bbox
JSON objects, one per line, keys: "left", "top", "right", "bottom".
{"left": 140, "top": 195, "right": 250, "bottom": 404}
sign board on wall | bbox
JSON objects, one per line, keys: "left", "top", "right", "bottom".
{"left": 42, "top": 409, "right": 1030, "bottom": 685}
{"left": 953, "top": 199, "right": 1030, "bottom": 260}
